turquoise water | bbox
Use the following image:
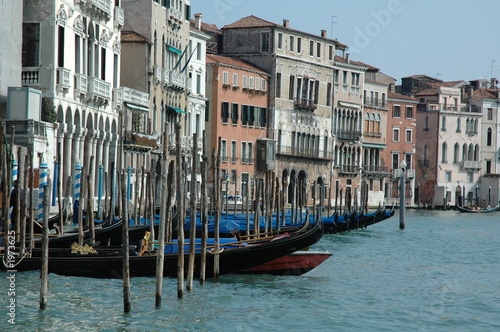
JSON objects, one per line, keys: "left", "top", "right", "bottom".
{"left": 2, "top": 210, "right": 500, "bottom": 331}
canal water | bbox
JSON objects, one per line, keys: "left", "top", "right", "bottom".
{"left": 2, "top": 210, "right": 500, "bottom": 331}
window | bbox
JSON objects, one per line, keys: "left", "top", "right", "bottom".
{"left": 441, "top": 115, "right": 447, "bottom": 131}
{"left": 242, "top": 75, "right": 248, "bottom": 88}
{"left": 276, "top": 73, "right": 281, "bottom": 98}
{"left": 231, "top": 103, "right": 239, "bottom": 125}
{"left": 441, "top": 142, "right": 447, "bottom": 163}
{"left": 392, "top": 153, "right": 399, "bottom": 170}
{"left": 248, "top": 142, "right": 253, "bottom": 163}
{"left": 255, "top": 77, "right": 261, "bottom": 91}
{"left": 456, "top": 118, "right": 461, "bottom": 132}
{"left": 220, "top": 140, "right": 228, "bottom": 162}
{"left": 196, "top": 74, "right": 201, "bottom": 94}
{"left": 261, "top": 78, "right": 266, "bottom": 91}
{"left": 231, "top": 141, "right": 237, "bottom": 163}
{"left": 326, "top": 83, "right": 332, "bottom": 106}
{"left": 260, "top": 32, "right": 270, "bottom": 53}
{"left": 488, "top": 108, "right": 493, "bottom": 120}
{"left": 259, "top": 107, "right": 267, "bottom": 127}
{"left": 487, "top": 127, "right": 493, "bottom": 146}
{"left": 405, "top": 153, "right": 412, "bottom": 169}
{"left": 289, "top": 75, "right": 295, "bottom": 100}
{"left": 249, "top": 77, "right": 255, "bottom": 89}
{"left": 289, "top": 36, "right": 294, "bottom": 52}
{"left": 405, "top": 128, "right": 412, "bottom": 142}
{"left": 58, "top": 25, "right": 65, "bottom": 67}
{"left": 422, "top": 170, "right": 427, "bottom": 181}
{"left": 467, "top": 172, "right": 473, "bottom": 183}
{"left": 241, "top": 105, "right": 248, "bottom": 125}
{"left": 445, "top": 171, "right": 452, "bottom": 182}
{"left": 405, "top": 106, "right": 413, "bottom": 119}
{"left": 393, "top": 128, "right": 400, "bottom": 142}
{"left": 241, "top": 142, "right": 247, "bottom": 163}
{"left": 196, "top": 42, "right": 201, "bottom": 60}
{"left": 297, "top": 37, "right": 302, "bottom": 53}
{"left": 221, "top": 102, "right": 229, "bottom": 123}
{"left": 328, "top": 45, "right": 333, "bottom": 60}
{"left": 277, "top": 33, "right": 283, "bottom": 49}
{"left": 424, "top": 116, "right": 429, "bottom": 131}
{"left": 393, "top": 105, "right": 400, "bottom": 118}
{"left": 232, "top": 73, "right": 238, "bottom": 87}
{"left": 223, "top": 71, "right": 229, "bottom": 85}
{"left": 309, "top": 40, "right": 314, "bottom": 56}
{"left": 454, "top": 143, "right": 460, "bottom": 163}
{"left": 316, "top": 42, "right": 321, "bottom": 57}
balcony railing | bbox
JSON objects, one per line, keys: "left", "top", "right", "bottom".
{"left": 167, "top": 133, "right": 192, "bottom": 151}
{"left": 163, "top": 68, "right": 171, "bottom": 85}
{"left": 277, "top": 145, "right": 333, "bottom": 160}
{"left": 57, "top": 67, "right": 71, "bottom": 90}
{"left": 463, "top": 160, "right": 481, "bottom": 170}
{"left": 337, "top": 164, "right": 360, "bottom": 174}
{"left": 74, "top": 73, "right": 88, "bottom": 95}
{"left": 168, "top": 7, "right": 183, "bottom": 23}
{"left": 112, "top": 87, "right": 123, "bottom": 108}
{"left": 363, "top": 97, "right": 387, "bottom": 108}
{"left": 121, "top": 86, "right": 149, "bottom": 108}
{"left": 88, "top": 77, "right": 111, "bottom": 103}
{"left": 294, "top": 98, "right": 317, "bottom": 112}
{"left": 170, "top": 71, "right": 187, "bottom": 89}
{"left": 335, "top": 129, "right": 362, "bottom": 141}
{"left": 114, "top": 6, "right": 124, "bottom": 27}
{"left": 154, "top": 65, "right": 162, "bottom": 83}
{"left": 21, "top": 67, "right": 40, "bottom": 86}
{"left": 363, "top": 165, "right": 389, "bottom": 173}
{"left": 4, "top": 120, "right": 46, "bottom": 137}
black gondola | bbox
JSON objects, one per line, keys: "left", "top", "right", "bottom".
{"left": 4, "top": 219, "right": 324, "bottom": 279}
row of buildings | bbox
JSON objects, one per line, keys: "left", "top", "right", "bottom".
{"left": 1, "top": 0, "right": 499, "bottom": 210}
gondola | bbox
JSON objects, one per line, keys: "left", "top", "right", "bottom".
{"left": 4, "top": 218, "right": 324, "bottom": 279}
{"left": 322, "top": 205, "right": 395, "bottom": 234}
{"left": 456, "top": 204, "right": 499, "bottom": 213}
{"left": 239, "top": 250, "right": 332, "bottom": 276}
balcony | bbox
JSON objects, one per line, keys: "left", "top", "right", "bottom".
{"left": 163, "top": 68, "right": 171, "bottom": 85}
{"left": 4, "top": 120, "right": 46, "bottom": 137}
{"left": 363, "top": 165, "right": 389, "bottom": 177}
{"left": 336, "top": 164, "right": 360, "bottom": 176}
{"left": 57, "top": 67, "right": 71, "bottom": 91}
{"left": 154, "top": 65, "right": 163, "bottom": 84}
{"left": 168, "top": 7, "right": 183, "bottom": 24}
{"left": 170, "top": 71, "right": 187, "bottom": 90}
{"left": 114, "top": 6, "right": 124, "bottom": 27}
{"left": 121, "top": 86, "right": 149, "bottom": 108}
{"left": 123, "top": 131, "right": 157, "bottom": 152}
{"left": 463, "top": 160, "right": 481, "bottom": 170}
{"left": 335, "top": 129, "right": 362, "bottom": 141}
{"left": 74, "top": 73, "right": 88, "bottom": 96}
{"left": 112, "top": 87, "right": 123, "bottom": 109}
{"left": 277, "top": 146, "right": 332, "bottom": 160}
{"left": 88, "top": 76, "right": 111, "bottom": 105}
{"left": 363, "top": 97, "right": 387, "bottom": 109}
{"left": 167, "top": 133, "right": 192, "bottom": 152}
{"left": 294, "top": 98, "right": 317, "bottom": 112}
{"left": 21, "top": 67, "right": 41, "bottom": 86}
{"left": 88, "top": 0, "right": 112, "bottom": 17}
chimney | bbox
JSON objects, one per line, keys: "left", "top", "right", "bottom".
{"left": 491, "top": 77, "right": 498, "bottom": 89}
{"left": 283, "top": 19, "right": 289, "bottom": 28}
{"left": 194, "top": 13, "right": 202, "bottom": 30}
{"left": 346, "top": 53, "right": 350, "bottom": 63}
{"left": 321, "top": 30, "right": 327, "bottom": 38}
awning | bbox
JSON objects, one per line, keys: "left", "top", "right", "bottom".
{"left": 362, "top": 143, "right": 387, "bottom": 149}
{"left": 125, "top": 103, "right": 149, "bottom": 112}
{"left": 339, "top": 101, "right": 361, "bottom": 108}
{"left": 168, "top": 106, "right": 186, "bottom": 114}
{"left": 168, "top": 46, "right": 182, "bottom": 55}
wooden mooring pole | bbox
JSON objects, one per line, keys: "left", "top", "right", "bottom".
{"left": 121, "top": 172, "right": 131, "bottom": 313}
{"left": 40, "top": 179, "right": 51, "bottom": 310}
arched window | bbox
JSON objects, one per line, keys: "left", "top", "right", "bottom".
{"left": 453, "top": 143, "right": 460, "bottom": 163}
{"left": 487, "top": 127, "right": 493, "bottom": 146}
{"left": 456, "top": 118, "right": 461, "bottom": 132}
{"left": 441, "top": 115, "right": 447, "bottom": 131}
{"left": 441, "top": 142, "right": 447, "bottom": 163}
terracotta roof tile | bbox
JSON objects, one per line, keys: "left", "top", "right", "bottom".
{"left": 388, "top": 91, "right": 417, "bottom": 101}
{"left": 190, "top": 20, "right": 222, "bottom": 35}
{"left": 206, "top": 54, "right": 268, "bottom": 74}
{"left": 472, "top": 88, "right": 498, "bottom": 99}
{"left": 121, "top": 31, "right": 152, "bottom": 44}
{"left": 415, "top": 88, "right": 440, "bottom": 96}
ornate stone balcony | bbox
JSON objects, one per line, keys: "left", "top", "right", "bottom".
{"left": 21, "top": 67, "right": 40, "bottom": 86}
{"left": 88, "top": 76, "right": 111, "bottom": 105}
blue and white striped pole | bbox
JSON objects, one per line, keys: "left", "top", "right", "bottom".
{"left": 74, "top": 161, "right": 82, "bottom": 207}
{"left": 52, "top": 159, "right": 59, "bottom": 206}
{"left": 97, "top": 164, "right": 103, "bottom": 219}
{"left": 38, "top": 163, "right": 49, "bottom": 222}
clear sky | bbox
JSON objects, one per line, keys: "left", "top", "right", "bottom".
{"left": 192, "top": 0, "right": 500, "bottom": 84}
